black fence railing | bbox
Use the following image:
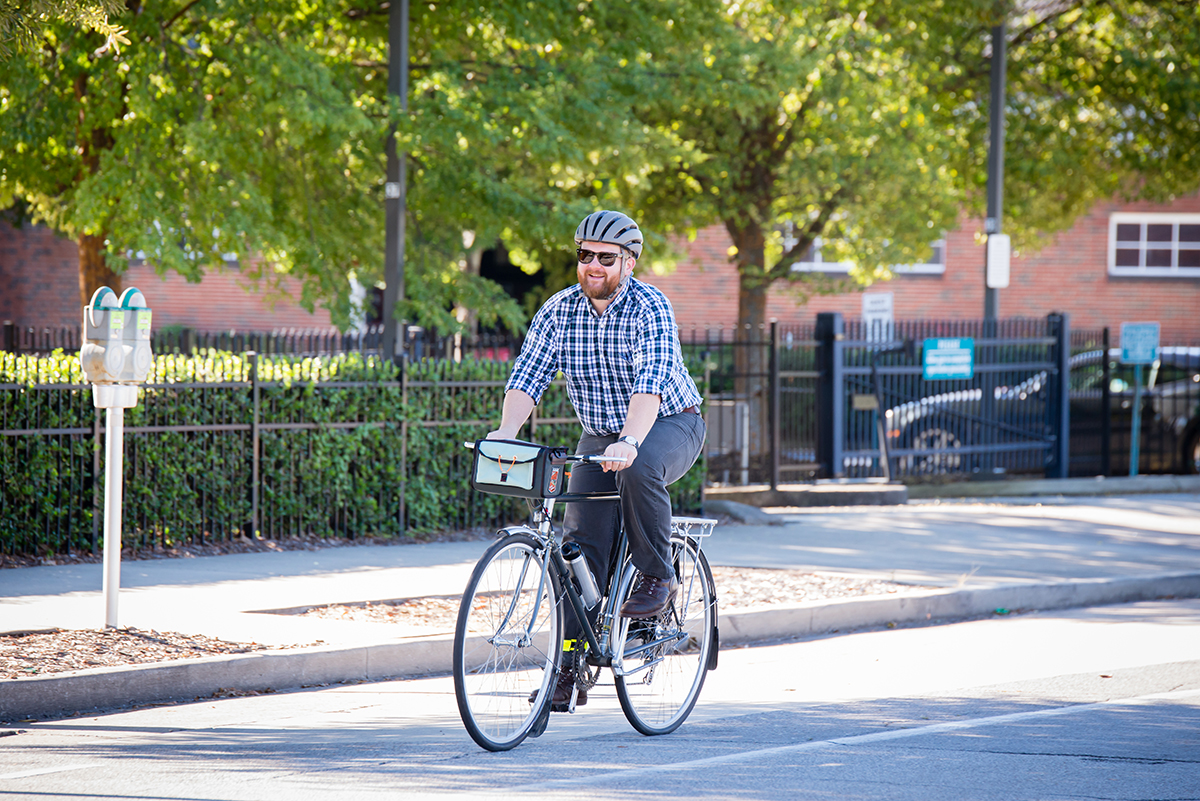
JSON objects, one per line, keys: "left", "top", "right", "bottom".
{"left": 3, "top": 316, "right": 1197, "bottom": 559}
{"left": 0, "top": 354, "right": 590, "bottom": 557}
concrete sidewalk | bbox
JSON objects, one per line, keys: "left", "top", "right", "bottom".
{"left": 3, "top": 485, "right": 1200, "bottom": 722}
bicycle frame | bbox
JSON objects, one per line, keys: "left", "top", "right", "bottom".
{"left": 490, "top": 492, "right": 627, "bottom": 669}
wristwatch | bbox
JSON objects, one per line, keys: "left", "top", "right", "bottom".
{"left": 617, "top": 435, "right": 640, "bottom": 450}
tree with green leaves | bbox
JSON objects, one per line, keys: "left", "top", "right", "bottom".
{"left": 0, "top": 1, "right": 688, "bottom": 334}
{"left": 341, "top": 0, "right": 687, "bottom": 329}
{"left": 600, "top": 0, "right": 1200, "bottom": 336}
{"left": 0, "top": 1, "right": 392, "bottom": 324}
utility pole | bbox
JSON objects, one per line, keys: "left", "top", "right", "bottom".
{"left": 381, "top": 0, "right": 409, "bottom": 363}
{"left": 984, "top": 22, "right": 1007, "bottom": 320}
{"left": 981, "top": 21, "right": 1009, "bottom": 476}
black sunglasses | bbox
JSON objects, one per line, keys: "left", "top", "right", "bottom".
{"left": 577, "top": 248, "right": 624, "bottom": 267}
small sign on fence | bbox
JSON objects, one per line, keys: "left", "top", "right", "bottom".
{"left": 922, "top": 338, "right": 975, "bottom": 380}
{"left": 862, "top": 292, "right": 894, "bottom": 343}
{"left": 1119, "top": 322, "right": 1160, "bottom": 365}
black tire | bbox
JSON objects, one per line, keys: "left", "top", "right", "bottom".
{"left": 453, "top": 533, "right": 562, "bottom": 752}
{"left": 904, "top": 421, "right": 965, "bottom": 474}
{"left": 614, "top": 536, "right": 716, "bottom": 736}
{"left": 1184, "top": 425, "right": 1200, "bottom": 475}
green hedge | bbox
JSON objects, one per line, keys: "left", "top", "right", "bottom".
{"left": 1, "top": 349, "right": 705, "bottom": 557}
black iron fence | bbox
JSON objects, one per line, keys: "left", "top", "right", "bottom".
{"left": 830, "top": 314, "right": 1071, "bottom": 481}
{"left": 4, "top": 315, "right": 1197, "bottom": 558}
{"left": 1067, "top": 329, "right": 1200, "bottom": 476}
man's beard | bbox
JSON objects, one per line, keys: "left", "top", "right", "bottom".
{"left": 578, "top": 266, "right": 622, "bottom": 300}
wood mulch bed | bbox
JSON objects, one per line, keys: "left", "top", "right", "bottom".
{"left": 2, "top": 562, "right": 921, "bottom": 681}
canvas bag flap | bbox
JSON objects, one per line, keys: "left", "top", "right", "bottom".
{"left": 473, "top": 439, "right": 544, "bottom": 491}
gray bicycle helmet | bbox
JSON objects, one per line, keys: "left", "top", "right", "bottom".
{"left": 574, "top": 210, "right": 643, "bottom": 259}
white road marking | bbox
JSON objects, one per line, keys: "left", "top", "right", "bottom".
{"left": 0, "top": 763, "right": 104, "bottom": 780}
{"left": 506, "top": 687, "right": 1200, "bottom": 792}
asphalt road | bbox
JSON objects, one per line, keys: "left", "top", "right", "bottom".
{"left": 3, "top": 597, "right": 1199, "bottom": 800}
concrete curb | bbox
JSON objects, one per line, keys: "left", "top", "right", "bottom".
{"left": 4, "top": 570, "right": 1200, "bottom": 723}
{"left": 702, "top": 499, "right": 789, "bottom": 525}
{"left": 907, "top": 474, "right": 1200, "bottom": 500}
{"left": 705, "top": 483, "right": 909, "bottom": 508}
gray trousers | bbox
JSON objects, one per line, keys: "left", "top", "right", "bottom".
{"left": 560, "top": 410, "right": 705, "bottom": 642}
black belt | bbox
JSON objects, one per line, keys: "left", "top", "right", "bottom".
{"left": 682, "top": 406, "right": 700, "bottom": 415}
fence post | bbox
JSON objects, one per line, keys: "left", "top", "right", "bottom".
{"left": 815, "top": 312, "right": 845, "bottom": 478}
{"left": 249, "top": 351, "right": 260, "bottom": 537}
{"left": 1047, "top": 313, "right": 1071, "bottom": 478}
{"left": 768, "top": 321, "right": 780, "bottom": 490}
{"left": 400, "top": 356, "right": 408, "bottom": 534}
{"left": 2, "top": 321, "right": 15, "bottom": 353}
{"left": 1100, "top": 327, "right": 1111, "bottom": 476}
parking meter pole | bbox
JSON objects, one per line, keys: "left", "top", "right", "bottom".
{"left": 81, "top": 285, "right": 152, "bottom": 630}
{"left": 1129, "top": 364, "right": 1143, "bottom": 478}
{"left": 102, "top": 405, "right": 125, "bottom": 628}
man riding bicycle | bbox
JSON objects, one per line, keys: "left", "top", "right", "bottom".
{"left": 487, "top": 209, "right": 706, "bottom": 711}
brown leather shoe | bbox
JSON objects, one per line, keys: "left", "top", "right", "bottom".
{"left": 619, "top": 572, "right": 678, "bottom": 619}
{"left": 528, "top": 670, "right": 586, "bottom": 712}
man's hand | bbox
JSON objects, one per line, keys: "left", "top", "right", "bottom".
{"left": 602, "top": 440, "right": 638, "bottom": 472}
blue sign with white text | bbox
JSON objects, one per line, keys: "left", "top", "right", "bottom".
{"left": 923, "top": 338, "right": 975, "bottom": 380}
{"left": 1119, "top": 322, "right": 1160, "bottom": 365}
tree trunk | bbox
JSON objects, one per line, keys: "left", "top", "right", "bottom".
{"left": 727, "top": 218, "right": 773, "bottom": 482}
{"left": 79, "top": 232, "right": 120, "bottom": 309}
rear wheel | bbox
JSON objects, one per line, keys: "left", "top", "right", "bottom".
{"left": 453, "top": 533, "right": 562, "bottom": 752}
{"left": 905, "top": 422, "right": 965, "bottom": 474}
{"left": 614, "top": 536, "right": 716, "bottom": 736}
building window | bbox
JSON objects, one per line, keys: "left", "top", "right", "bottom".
{"left": 786, "top": 237, "right": 946, "bottom": 275}
{"left": 892, "top": 239, "right": 946, "bottom": 275}
{"left": 1109, "top": 213, "right": 1200, "bottom": 277}
{"left": 789, "top": 237, "right": 853, "bottom": 273}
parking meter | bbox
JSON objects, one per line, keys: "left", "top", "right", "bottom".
{"left": 80, "top": 286, "right": 128, "bottom": 385}
{"left": 80, "top": 285, "right": 153, "bottom": 628}
{"left": 117, "top": 287, "right": 153, "bottom": 384}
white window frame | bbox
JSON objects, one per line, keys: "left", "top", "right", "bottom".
{"left": 892, "top": 239, "right": 946, "bottom": 275}
{"left": 1108, "top": 212, "right": 1200, "bottom": 278}
{"left": 789, "top": 236, "right": 853, "bottom": 274}
{"left": 787, "top": 237, "right": 946, "bottom": 275}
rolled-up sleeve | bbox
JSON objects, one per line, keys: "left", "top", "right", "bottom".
{"left": 505, "top": 303, "right": 559, "bottom": 404}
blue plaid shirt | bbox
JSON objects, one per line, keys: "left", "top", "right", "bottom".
{"left": 507, "top": 278, "right": 702, "bottom": 436}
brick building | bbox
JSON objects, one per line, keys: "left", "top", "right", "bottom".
{"left": 0, "top": 220, "right": 332, "bottom": 331}
{"left": 3, "top": 192, "right": 1198, "bottom": 341}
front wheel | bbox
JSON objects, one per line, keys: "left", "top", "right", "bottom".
{"left": 614, "top": 536, "right": 716, "bottom": 736}
{"left": 453, "top": 533, "right": 562, "bottom": 752}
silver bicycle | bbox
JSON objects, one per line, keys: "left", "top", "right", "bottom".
{"left": 453, "top": 441, "right": 719, "bottom": 752}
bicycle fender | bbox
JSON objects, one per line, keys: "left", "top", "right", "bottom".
{"left": 496, "top": 524, "right": 538, "bottom": 538}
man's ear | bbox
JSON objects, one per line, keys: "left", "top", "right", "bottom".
{"left": 624, "top": 256, "right": 636, "bottom": 278}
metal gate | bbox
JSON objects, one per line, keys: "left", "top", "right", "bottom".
{"left": 818, "top": 313, "right": 1070, "bottom": 481}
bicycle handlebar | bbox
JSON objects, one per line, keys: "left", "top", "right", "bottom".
{"left": 461, "top": 441, "right": 627, "bottom": 464}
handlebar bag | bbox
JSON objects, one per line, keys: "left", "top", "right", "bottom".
{"left": 470, "top": 439, "right": 568, "bottom": 498}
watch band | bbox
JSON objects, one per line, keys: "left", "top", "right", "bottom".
{"left": 617, "top": 435, "right": 640, "bottom": 449}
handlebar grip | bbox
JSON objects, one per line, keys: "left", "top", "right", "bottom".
{"left": 581, "top": 454, "right": 627, "bottom": 463}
